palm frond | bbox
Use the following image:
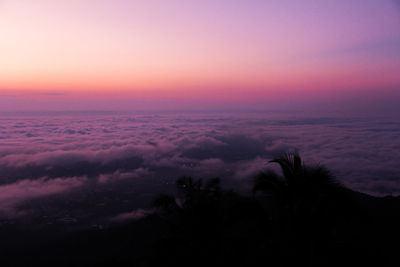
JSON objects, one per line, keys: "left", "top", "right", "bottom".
{"left": 306, "top": 165, "right": 342, "bottom": 188}
{"left": 270, "top": 151, "right": 303, "bottom": 183}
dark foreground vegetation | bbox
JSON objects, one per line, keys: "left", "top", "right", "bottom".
{"left": 1, "top": 153, "right": 400, "bottom": 267}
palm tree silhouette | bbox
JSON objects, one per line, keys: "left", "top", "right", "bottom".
{"left": 151, "top": 177, "right": 224, "bottom": 265}
{"left": 151, "top": 176, "right": 269, "bottom": 267}
{"left": 253, "top": 152, "right": 349, "bottom": 266}
{"left": 153, "top": 176, "right": 222, "bottom": 216}
{"left": 254, "top": 151, "right": 346, "bottom": 213}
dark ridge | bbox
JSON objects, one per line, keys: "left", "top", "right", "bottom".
{"left": 0, "top": 152, "right": 399, "bottom": 267}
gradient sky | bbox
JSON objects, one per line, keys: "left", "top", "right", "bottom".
{"left": 0, "top": 0, "right": 400, "bottom": 111}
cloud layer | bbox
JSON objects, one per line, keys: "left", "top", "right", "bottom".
{"left": 0, "top": 112, "right": 399, "bottom": 221}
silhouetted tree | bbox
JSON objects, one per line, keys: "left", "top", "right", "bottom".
{"left": 253, "top": 152, "right": 352, "bottom": 266}
{"left": 151, "top": 176, "right": 269, "bottom": 267}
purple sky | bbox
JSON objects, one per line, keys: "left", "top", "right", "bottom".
{"left": 0, "top": 0, "right": 399, "bottom": 112}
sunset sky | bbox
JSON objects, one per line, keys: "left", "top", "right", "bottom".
{"left": 1, "top": 0, "right": 399, "bottom": 111}
{"left": 2, "top": 2, "right": 400, "bottom": 253}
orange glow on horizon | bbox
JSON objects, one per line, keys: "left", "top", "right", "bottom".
{"left": 1, "top": 0, "right": 399, "bottom": 106}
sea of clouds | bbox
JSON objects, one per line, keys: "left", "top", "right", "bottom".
{"left": 0, "top": 112, "right": 399, "bottom": 223}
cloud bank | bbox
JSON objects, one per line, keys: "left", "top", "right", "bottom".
{"left": 0, "top": 112, "right": 399, "bottom": 220}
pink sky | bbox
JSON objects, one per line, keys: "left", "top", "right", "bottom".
{"left": 0, "top": 0, "right": 399, "bottom": 111}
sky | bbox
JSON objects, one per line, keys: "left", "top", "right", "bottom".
{"left": 0, "top": 0, "right": 400, "bottom": 111}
